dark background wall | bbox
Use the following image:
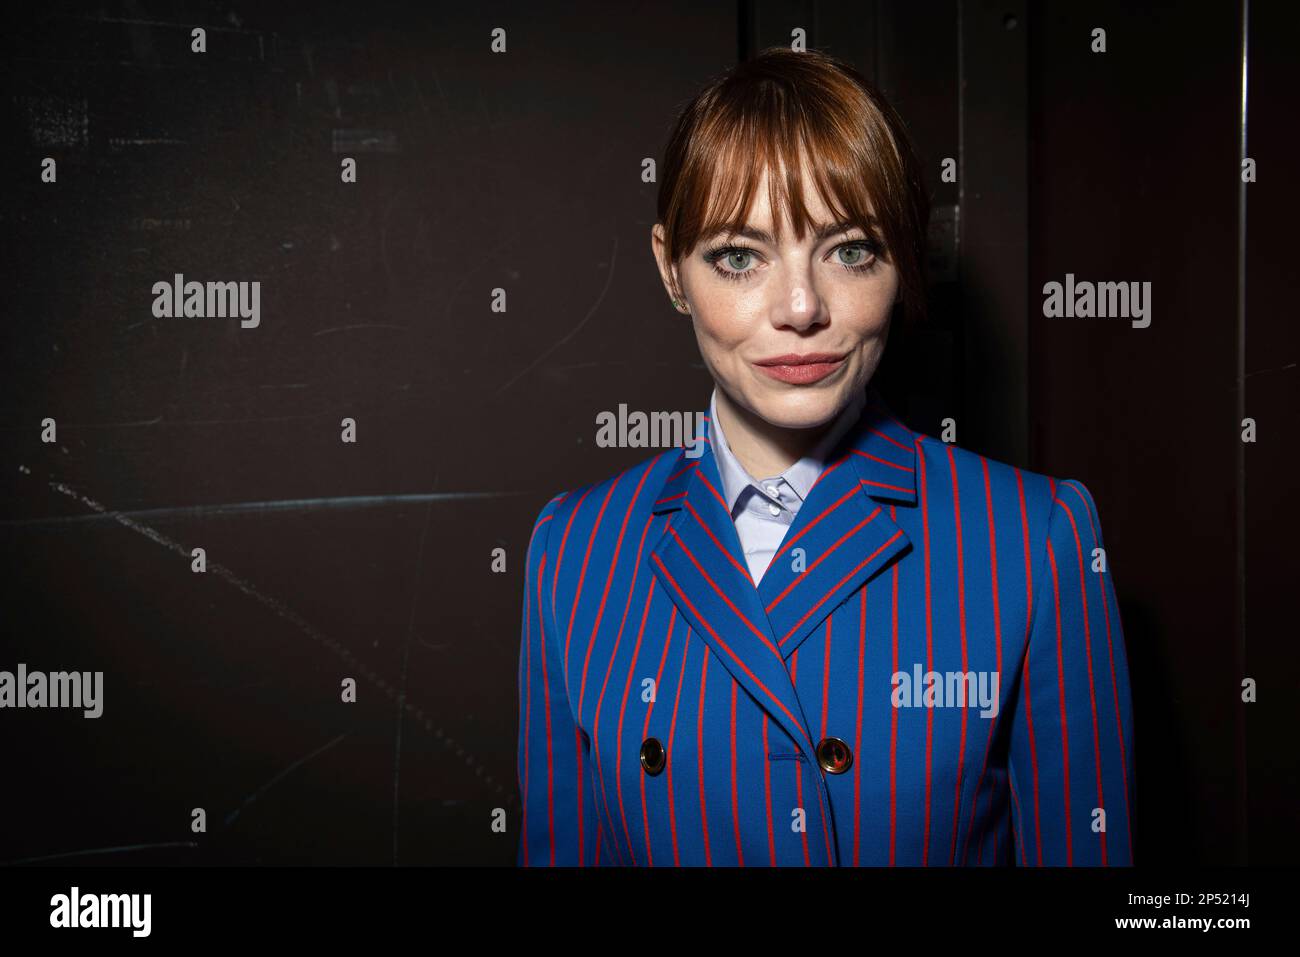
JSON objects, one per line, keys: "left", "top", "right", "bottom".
{"left": 0, "top": 0, "right": 1293, "bottom": 866}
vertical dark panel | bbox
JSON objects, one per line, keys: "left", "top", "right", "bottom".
{"left": 1028, "top": 0, "right": 1242, "bottom": 864}
{"left": 1243, "top": 0, "right": 1300, "bottom": 867}
{"left": 958, "top": 0, "right": 1028, "bottom": 465}
{"left": 872, "top": 0, "right": 962, "bottom": 437}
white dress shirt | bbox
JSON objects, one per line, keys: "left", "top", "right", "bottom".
{"left": 707, "top": 387, "right": 868, "bottom": 585}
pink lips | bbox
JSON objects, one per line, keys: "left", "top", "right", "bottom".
{"left": 752, "top": 352, "right": 847, "bottom": 385}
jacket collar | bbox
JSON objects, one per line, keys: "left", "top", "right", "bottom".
{"left": 648, "top": 383, "right": 916, "bottom": 786}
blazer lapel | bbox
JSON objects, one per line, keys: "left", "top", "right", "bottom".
{"left": 647, "top": 430, "right": 819, "bottom": 760}
{"left": 755, "top": 387, "right": 918, "bottom": 660}
{"left": 646, "top": 387, "right": 919, "bottom": 759}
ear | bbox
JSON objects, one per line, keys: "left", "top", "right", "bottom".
{"left": 650, "top": 223, "right": 688, "bottom": 312}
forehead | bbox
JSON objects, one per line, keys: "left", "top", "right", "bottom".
{"left": 702, "top": 158, "right": 876, "bottom": 243}
{"left": 746, "top": 163, "right": 835, "bottom": 223}
{"left": 702, "top": 143, "right": 883, "bottom": 243}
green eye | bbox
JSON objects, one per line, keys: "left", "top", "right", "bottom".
{"left": 703, "top": 244, "right": 761, "bottom": 282}
{"left": 835, "top": 242, "right": 878, "bottom": 271}
{"left": 702, "top": 238, "right": 882, "bottom": 282}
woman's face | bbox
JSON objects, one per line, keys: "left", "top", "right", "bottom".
{"left": 653, "top": 162, "right": 899, "bottom": 431}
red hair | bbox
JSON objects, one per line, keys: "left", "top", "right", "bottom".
{"left": 656, "top": 47, "right": 930, "bottom": 324}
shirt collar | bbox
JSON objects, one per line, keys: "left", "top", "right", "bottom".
{"left": 708, "top": 385, "right": 868, "bottom": 515}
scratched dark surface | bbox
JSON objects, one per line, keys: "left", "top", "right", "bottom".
{"left": 0, "top": 0, "right": 1295, "bottom": 867}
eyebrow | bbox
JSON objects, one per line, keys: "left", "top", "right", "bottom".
{"left": 710, "top": 218, "right": 874, "bottom": 245}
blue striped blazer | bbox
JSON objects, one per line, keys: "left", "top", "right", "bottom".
{"left": 516, "top": 386, "right": 1135, "bottom": 866}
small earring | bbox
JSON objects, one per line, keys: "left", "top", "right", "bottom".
{"left": 672, "top": 298, "right": 689, "bottom": 313}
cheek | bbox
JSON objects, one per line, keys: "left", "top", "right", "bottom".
{"left": 835, "top": 270, "right": 899, "bottom": 338}
{"left": 682, "top": 266, "right": 764, "bottom": 351}
{"left": 690, "top": 315, "right": 748, "bottom": 381}
{"left": 683, "top": 258, "right": 899, "bottom": 351}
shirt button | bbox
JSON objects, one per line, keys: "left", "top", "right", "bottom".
{"left": 765, "top": 484, "right": 780, "bottom": 497}
{"left": 766, "top": 502, "right": 781, "bottom": 516}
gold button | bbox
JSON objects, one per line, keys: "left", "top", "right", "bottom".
{"left": 640, "top": 737, "right": 666, "bottom": 775}
{"left": 816, "top": 736, "right": 853, "bottom": 774}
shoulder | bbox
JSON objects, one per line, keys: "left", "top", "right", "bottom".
{"left": 526, "top": 447, "right": 683, "bottom": 565}
{"left": 908, "top": 430, "right": 1107, "bottom": 544}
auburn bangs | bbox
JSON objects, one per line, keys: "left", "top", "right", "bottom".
{"left": 657, "top": 47, "right": 930, "bottom": 323}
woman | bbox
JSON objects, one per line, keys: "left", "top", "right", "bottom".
{"left": 516, "top": 47, "right": 1134, "bottom": 866}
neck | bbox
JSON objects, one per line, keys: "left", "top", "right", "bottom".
{"left": 713, "top": 388, "right": 839, "bottom": 479}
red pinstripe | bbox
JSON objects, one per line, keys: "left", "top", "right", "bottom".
{"left": 683, "top": 496, "right": 751, "bottom": 578}
{"left": 1047, "top": 539, "right": 1073, "bottom": 865}
{"left": 655, "top": 527, "right": 816, "bottom": 738}
{"left": 960, "top": 456, "right": 1003, "bottom": 865}
{"left": 527, "top": 513, "right": 554, "bottom": 546}
{"left": 654, "top": 534, "right": 808, "bottom": 739}
{"left": 946, "top": 444, "right": 970, "bottom": 865}
{"left": 821, "top": 618, "right": 834, "bottom": 861}
{"left": 523, "top": 508, "right": 565, "bottom": 881}
{"left": 565, "top": 477, "right": 625, "bottom": 864}
{"left": 1066, "top": 484, "right": 1133, "bottom": 861}
{"left": 588, "top": 472, "right": 656, "bottom": 864}
{"left": 762, "top": 715, "right": 776, "bottom": 865}
{"left": 730, "top": 682, "right": 744, "bottom": 865}
{"left": 871, "top": 426, "right": 912, "bottom": 453}
{"left": 854, "top": 589, "right": 866, "bottom": 866}
{"left": 665, "top": 637, "right": 691, "bottom": 866}
{"left": 1015, "top": 467, "right": 1045, "bottom": 865}
{"left": 536, "top": 554, "right": 557, "bottom": 865}
{"left": 567, "top": 475, "right": 623, "bottom": 677}
{"left": 1056, "top": 495, "right": 1108, "bottom": 864}
{"left": 807, "top": 453, "right": 851, "bottom": 494}
{"left": 614, "top": 570, "right": 657, "bottom": 865}
{"left": 639, "top": 604, "right": 677, "bottom": 866}
{"left": 788, "top": 673, "right": 838, "bottom": 870}
{"left": 772, "top": 483, "right": 859, "bottom": 562}
{"left": 692, "top": 465, "right": 731, "bottom": 514}
{"left": 890, "top": 509, "right": 901, "bottom": 867}
{"left": 861, "top": 479, "right": 915, "bottom": 495}
{"left": 791, "top": 649, "right": 811, "bottom": 867}
{"left": 666, "top": 521, "right": 776, "bottom": 650}
{"left": 820, "top": 618, "right": 832, "bottom": 742}
{"left": 574, "top": 724, "right": 586, "bottom": 866}
{"left": 915, "top": 441, "right": 935, "bottom": 865}
{"left": 778, "top": 530, "right": 904, "bottom": 646}
{"left": 1023, "top": 652, "right": 1043, "bottom": 865}
{"left": 524, "top": 407, "right": 1129, "bottom": 868}
{"left": 651, "top": 551, "right": 834, "bottom": 860}
{"left": 851, "top": 448, "right": 916, "bottom": 472}
{"left": 520, "top": 534, "right": 537, "bottom": 865}
{"left": 551, "top": 487, "right": 591, "bottom": 633}
{"left": 697, "top": 653, "right": 712, "bottom": 865}
{"left": 766, "top": 507, "right": 881, "bottom": 612}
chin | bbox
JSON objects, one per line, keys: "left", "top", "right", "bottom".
{"left": 746, "top": 387, "right": 847, "bottom": 431}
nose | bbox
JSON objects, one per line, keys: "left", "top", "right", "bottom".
{"left": 769, "top": 263, "right": 828, "bottom": 333}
